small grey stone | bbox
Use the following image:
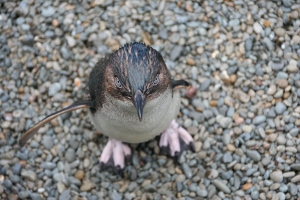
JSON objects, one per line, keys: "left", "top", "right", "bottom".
{"left": 21, "top": 170, "right": 36, "bottom": 181}
{"left": 197, "top": 189, "right": 208, "bottom": 197}
{"left": 42, "top": 7, "right": 55, "bottom": 17}
{"left": 11, "top": 175, "right": 20, "bottom": 183}
{"left": 110, "top": 191, "right": 122, "bottom": 200}
{"left": 252, "top": 115, "right": 266, "bottom": 125}
{"left": 19, "top": 191, "right": 30, "bottom": 199}
{"left": 159, "top": 28, "right": 168, "bottom": 40}
{"left": 59, "top": 189, "right": 71, "bottom": 200}
{"left": 65, "top": 36, "right": 76, "bottom": 48}
{"left": 200, "top": 79, "right": 211, "bottom": 91}
{"left": 275, "top": 102, "right": 287, "bottom": 114}
{"left": 65, "top": 148, "right": 76, "bottom": 163}
{"left": 251, "top": 190, "right": 259, "bottom": 200}
{"left": 221, "top": 171, "right": 233, "bottom": 180}
{"left": 4, "top": 180, "right": 12, "bottom": 188}
{"left": 226, "top": 107, "right": 235, "bottom": 117}
{"left": 282, "top": 0, "right": 292, "bottom": 7}
{"left": 182, "top": 163, "right": 192, "bottom": 178}
{"left": 30, "top": 193, "right": 42, "bottom": 200}
{"left": 223, "top": 153, "right": 233, "bottom": 163}
{"left": 222, "top": 133, "right": 231, "bottom": 145}
{"left": 229, "top": 19, "right": 240, "bottom": 27}
{"left": 245, "top": 38, "right": 253, "bottom": 51}
{"left": 262, "top": 37, "right": 274, "bottom": 51}
{"left": 42, "top": 135, "right": 54, "bottom": 149}
{"left": 40, "top": 162, "right": 56, "bottom": 170}
{"left": 269, "top": 60, "right": 284, "bottom": 71}
{"left": 170, "top": 45, "right": 183, "bottom": 61}
{"left": 22, "top": 35, "right": 34, "bottom": 47}
{"left": 128, "top": 182, "right": 137, "bottom": 192}
{"left": 289, "top": 183, "right": 297, "bottom": 195}
{"left": 253, "top": 22, "right": 263, "bottom": 34}
{"left": 270, "top": 170, "right": 283, "bottom": 183}
{"left": 290, "top": 163, "right": 300, "bottom": 171}
{"left": 169, "top": 33, "right": 180, "bottom": 43}
{"left": 219, "top": 117, "right": 232, "bottom": 129}
{"left": 246, "top": 168, "right": 257, "bottom": 176}
{"left": 212, "top": 179, "right": 231, "bottom": 194}
{"left": 246, "top": 150, "right": 261, "bottom": 162}
{"left": 279, "top": 184, "right": 288, "bottom": 193}
{"left": 12, "top": 163, "right": 22, "bottom": 175}
{"left": 0, "top": 185, "right": 3, "bottom": 194}
{"left": 48, "top": 83, "right": 61, "bottom": 96}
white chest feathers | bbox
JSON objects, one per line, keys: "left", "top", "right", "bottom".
{"left": 89, "top": 88, "right": 181, "bottom": 143}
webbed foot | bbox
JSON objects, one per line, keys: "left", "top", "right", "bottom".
{"left": 99, "top": 138, "right": 131, "bottom": 175}
{"left": 159, "top": 120, "right": 194, "bottom": 162}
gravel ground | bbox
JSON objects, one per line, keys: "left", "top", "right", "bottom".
{"left": 1, "top": 0, "right": 300, "bottom": 199}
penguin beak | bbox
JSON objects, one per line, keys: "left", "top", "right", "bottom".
{"left": 133, "top": 90, "right": 145, "bottom": 122}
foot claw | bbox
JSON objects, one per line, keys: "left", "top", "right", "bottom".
{"left": 160, "top": 146, "right": 169, "bottom": 156}
{"left": 159, "top": 120, "right": 194, "bottom": 160}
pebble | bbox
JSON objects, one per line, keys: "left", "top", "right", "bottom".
{"left": 286, "top": 60, "right": 299, "bottom": 73}
{"left": 200, "top": 79, "right": 211, "bottom": 91}
{"left": 48, "top": 83, "right": 61, "bottom": 96}
{"left": 275, "top": 102, "right": 287, "bottom": 115}
{"left": 291, "top": 175, "right": 300, "bottom": 183}
{"left": 59, "top": 190, "right": 71, "bottom": 200}
{"left": 12, "top": 163, "right": 22, "bottom": 175}
{"left": 42, "top": 136, "right": 54, "bottom": 149}
{"left": 170, "top": 45, "right": 183, "bottom": 61}
{"left": 253, "top": 22, "right": 263, "bottom": 34}
{"left": 270, "top": 171, "right": 283, "bottom": 183}
{"left": 65, "top": 148, "right": 76, "bottom": 163}
{"left": 212, "top": 179, "right": 231, "bottom": 194}
{"left": 21, "top": 170, "right": 36, "bottom": 182}
{"left": 80, "top": 181, "right": 95, "bottom": 191}
{"left": 41, "top": 7, "right": 56, "bottom": 17}
{"left": 253, "top": 115, "right": 266, "bottom": 125}
{"left": 182, "top": 163, "right": 192, "bottom": 179}
{"left": 246, "top": 150, "right": 261, "bottom": 162}
{"left": 219, "top": 117, "right": 232, "bottom": 128}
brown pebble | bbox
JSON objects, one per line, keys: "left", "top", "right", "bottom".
{"left": 74, "top": 77, "right": 81, "bottom": 87}
{"left": 264, "top": 20, "right": 271, "bottom": 27}
{"left": 277, "top": 79, "right": 288, "bottom": 88}
{"left": 230, "top": 74, "right": 237, "bottom": 84}
{"left": 185, "top": 86, "right": 197, "bottom": 99}
{"left": 19, "top": 160, "right": 27, "bottom": 167}
{"left": 242, "top": 183, "right": 253, "bottom": 191}
{"left": 227, "top": 144, "right": 236, "bottom": 152}
{"left": 185, "top": 3, "right": 193, "bottom": 12}
{"left": 255, "top": 79, "right": 262, "bottom": 86}
{"left": 52, "top": 19, "right": 59, "bottom": 27}
{"left": 186, "top": 57, "right": 196, "bottom": 66}
{"left": 283, "top": 92, "right": 290, "bottom": 99}
{"left": 75, "top": 170, "right": 85, "bottom": 180}
{"left": 235, "top": 117, "right": 244, "bottom": 124}
{"left": 209, "top": 101, "right": 218, "bottom": 107}
{"left": 0, "top": 133, "right": 5, "bottom": 140}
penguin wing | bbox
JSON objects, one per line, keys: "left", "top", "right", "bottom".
{"left": 19, "top": 100, "right": 94, "bottom": 146}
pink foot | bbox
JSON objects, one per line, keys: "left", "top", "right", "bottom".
{"left": 99, "top": 138, "right": 131, "bottom": 174}
{"left": 159, "top": 120, "right": 194, "bottom": 161}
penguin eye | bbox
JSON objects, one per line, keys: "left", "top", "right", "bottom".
{"left": 153, "top": 75, "right": 159, "bottom": 86}
{"left": 115, "top": 77, "right": 122, "bottom": 88}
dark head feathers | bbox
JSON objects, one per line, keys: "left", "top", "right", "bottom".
{"left": 88, "top": 43, "right": 189, "bottom": 111}
{"left": 110, "top": 42, "right": 168, "bottom": 92}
